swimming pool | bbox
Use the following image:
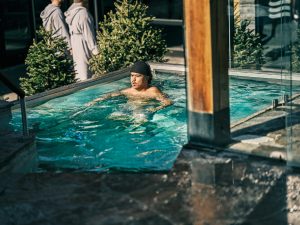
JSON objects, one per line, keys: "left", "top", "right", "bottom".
{"left": 11, "top": 73, "right": 289, "bottom": 172}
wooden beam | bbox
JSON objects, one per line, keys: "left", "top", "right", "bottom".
{"left": 184, "top": 0, "right": 230, "bottom": 147}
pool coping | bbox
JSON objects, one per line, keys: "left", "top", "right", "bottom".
{"left": 11, "top": 67, "right": 130, "bottom": 109}
{"left": 151, "top": 62, "right": 300, "bottom": 84}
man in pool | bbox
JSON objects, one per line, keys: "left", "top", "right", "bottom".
{"left": 86, "top": 61, "right": 172, "bottom": 112}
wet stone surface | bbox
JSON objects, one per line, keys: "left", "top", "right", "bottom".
{"left": 230, "top": 96, "right": 300, "bottom": 163}
{"left": 1, "top": 149, "right": 300, "bottom": 225}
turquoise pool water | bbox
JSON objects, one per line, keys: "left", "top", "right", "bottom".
{"left": 230, "top": 78, "right": 288, "bottom": 121}
{"left": 11, "top": 74, "right": 287, "bottom": 172}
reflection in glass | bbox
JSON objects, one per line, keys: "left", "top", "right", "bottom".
{"left": 228, "top": 0, "right": 300, "bottom": 166}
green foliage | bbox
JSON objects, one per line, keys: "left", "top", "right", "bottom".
{"left": 20, "top": 27, "right": 76, "bottom": 95}
{"left": 89, "top": 0, "right": 167, "bottom": 76}
{"left": 232, "top": 11, "right": 265, "bottom": 69}
{"left": 292, "top": 29, "right": 300, "bottom": 72}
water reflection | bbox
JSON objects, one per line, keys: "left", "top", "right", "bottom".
{"left": 180, "top": 149, "right": 294, "bottom": 225}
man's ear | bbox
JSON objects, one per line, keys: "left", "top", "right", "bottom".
{"left": 145, "top": 76, "right": 150, "bottom": 84}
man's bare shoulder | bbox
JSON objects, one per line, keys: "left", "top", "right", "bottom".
{"left": 121, "top": 88, "right": 133, "bottom": 95}
{"left": 147, "top": 86, "right": 163, "bottom": 94}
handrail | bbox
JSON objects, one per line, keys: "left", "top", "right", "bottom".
{"left": 0, "top": 72, "right": 29, "bottom": 136}
{"left": 152, "top": 18, "right": 183, "bottom": 26}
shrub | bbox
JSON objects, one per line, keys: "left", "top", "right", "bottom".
{"left": 89, "top": 0, "right": 167, "bottom": 76}
{"left": 20, "top": 27, "right": 76, "bottom": 95}
{"left": 232, "top": 8, "right": 265, "bottom": 69}
{"left": 292, "top": 29, "right": 300, "bottom": 72}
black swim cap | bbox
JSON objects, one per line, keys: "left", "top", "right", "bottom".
{"left": 130, "top": 61, "right": 152, "bottom": 84}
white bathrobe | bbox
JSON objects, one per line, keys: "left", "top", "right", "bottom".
{"left": 65, "top": 3, "right": 99, "bottom": 81}
{"left": 40, "top": 4, "right": 71, "bottom": 49}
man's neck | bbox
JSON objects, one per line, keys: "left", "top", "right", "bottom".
{"left": 133, "top": 84, "right": 149, "bottom": 91}
{"left": 52, "top": 1, "right": 60, "bottom": 7}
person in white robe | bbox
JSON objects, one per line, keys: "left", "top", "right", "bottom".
{"left": 40, "top": 0, "right": 71, "bottom": 49}
{"left": 65, "top": 0, "right": 99, "bottom": 81}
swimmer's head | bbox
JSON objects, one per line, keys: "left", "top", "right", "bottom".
{"left": 130, "top": 61, "right": 152, "bottom": 84}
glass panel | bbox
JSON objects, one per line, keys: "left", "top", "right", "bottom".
{"left": 229, "top": 0, "right": 296, "bottom": 164}
{"left": 144, "top": 0, "right": 183, "bottom": 47}
{"left": 95, "top": 0, "right": 183, "bottom": 47}
{"left": 32, "top": 0, "right": 46, "bottom": 29}
{"left": 1, "top": 0, "right": 34, "bottom": 68}
{"left": 96, "top": 0, "right": 115, "bottom": 20}
{"left": 96, "top": 0, "right": 183, "bottom": 21}
{"left": 143, "top": 0, "right": 183, "bottom": 19}
{"left": 288, "top": 0, "right": 300, "bottom": 166}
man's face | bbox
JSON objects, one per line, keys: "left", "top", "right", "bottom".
{"left": 130, "top": 72, "right": 148, "bottom": 90}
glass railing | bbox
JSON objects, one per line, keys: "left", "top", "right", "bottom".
{"left": 228, "top": 0, "right": 299, "bottom": 167}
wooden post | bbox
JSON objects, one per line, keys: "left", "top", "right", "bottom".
{"left": 184, "top": 0, "right": 230, "bottom": 147}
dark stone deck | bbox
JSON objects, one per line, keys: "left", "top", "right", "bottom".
{"left": 0, "top": 149, "right": 299, "bottom": 225}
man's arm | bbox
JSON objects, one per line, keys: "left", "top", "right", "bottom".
{"left": 147, "top": 87, "right": 173, "bottom": 112}
{"left": 86, "top": 91, "right": 122, "bottom": 106}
